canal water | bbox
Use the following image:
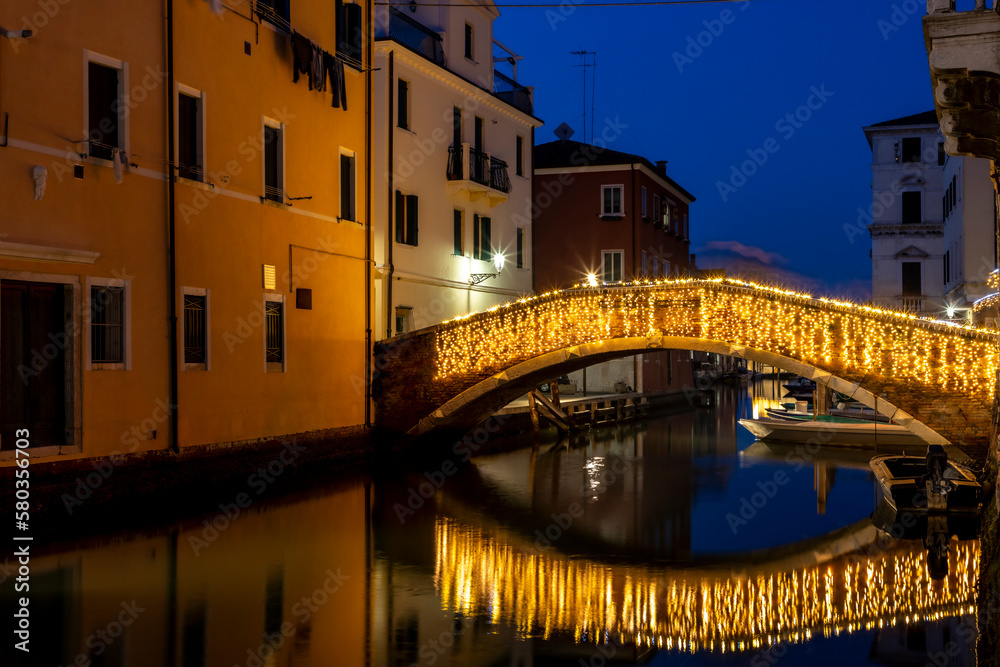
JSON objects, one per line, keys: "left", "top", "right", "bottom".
{"left": 1, "top": 384, "right": 983, "bottom": 666}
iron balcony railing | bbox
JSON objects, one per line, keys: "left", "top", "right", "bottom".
{"left": 469, "top": 147, "right": 489, "bottom": 186}
{"left": 382, "top": 7, "right": 445, "bottom": 66}
{"left": 448, "top": 145, "right": 511, "bottom": 194}
{"left": 494, "top": 70, "right": 533, "bottom": 115}
{"left": 447, "top": 145, "right": 463, "bottom": 181}
{"left": 489, "top": 156, "right": 511, "bottom": 193}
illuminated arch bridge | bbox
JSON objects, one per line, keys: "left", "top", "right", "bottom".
{"left": 374, "top": 279, "right": 999, "bottom": 460}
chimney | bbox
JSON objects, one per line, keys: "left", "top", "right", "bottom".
{"left": 655, "top": 160, "right": 668, "bottom": 175}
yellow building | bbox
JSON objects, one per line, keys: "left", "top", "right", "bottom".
{"left": 0, "top": 0, "right": 371, "bottom": 466}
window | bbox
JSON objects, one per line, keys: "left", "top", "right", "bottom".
{"left": 663, "top": 260, "right": 670, "bottom": 278}
{"left": 395, "top": 191, "right": 418, "bottom": 246}
{"left": 177, "top": 88, "right": 204, "bottom": 181}
{"left": 474, "top": 116, "right": 484, "bottom": 152}
{"left": 264, "top": 297, "right": 284, "bottom": 371}
{"left": 183, "top": 291, "right": 208, "bottom": 367}
{"left": 336, "top": 0, "right": 363, "bottom": 63}
{"left": 601, "top": 250, "right": 623, "bottom": 283}
{"left": 653, "top": 194, "right": 660, "bottom": 222}
{"left": 902, "top": 262, "right": 922, "bottom": 296}
{"left": 944, "top": 250, "right": 950, "bottom": 285}
{"left": 602, "top": 185, "right": 623, "bottom": 216}
{"left": 87, "top": 60, "right": 123, "bottom": 162}
{"left": 453, "top": 210, "right": 464, "bottom": 256}
{"left": 515, "top": 136, "right": 524, "bottom": 176}
{"left": 473, "top": 214, "right": 491, "bottom": 260}
{"left": 901, "top": 191, "right": 921, "bottom": 224}
{"left": 641, "top": 187, "right": 647, "bottom": 217}
{"left": 397, "top": 79, "right": 409, "bottom": 130}
{"left": 663, "top": 204, "right": 671, "bottom": 231}
{"left": 340, "top": 152, "right": 356, "bottom": 221}
{"left": 652, "top": 256, "right": 658, "bottom": 277}
{"left": 395, "top": 306, "right": 413, "bottom": 335}
{"left": 464, "top": 22, "right": 474, "bottom": 60}
{"left": 641, "top": 250, "right": 647, "bottom": 277}
{"left": 263, "top": 121, "right": 283, "bottom": 203}
{"left": 516, "top": 228, "right": 524, "bottom": 268}
{"left": 938, "top": 141, "right": 945, "bottom": 166}
{"left": 256, "top": 0, "right": 289, "bottom": 28}
{"left": 91, "top": 285, "right": 125, "bottom": 364}
{"left": 901, "top": 137, "right": 921, "bottom": 163}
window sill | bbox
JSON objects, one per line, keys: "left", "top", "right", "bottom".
{"left": 600, "top": 213, "right": 625, "bottom": 220}
{"left": 91, "top": 362, "right": 125, "bottom": 371}
{"left": 261, "top": 197, "right": 290, "bottom": 210}
{"left": 396, "top": 125, "right": 415, "bottom": 136}
{"left": 266, "top": 362, "right": 285, "bottom": 373}
{"left": 338, "top": 54, "right": 364, "bottom": 72}
{"left": 0, "top": 444, "right": 81, "bottom": 460}
{"left": 176, "top": 176, "right": 212, "bottom": 191}
{"left": 183, "top": 363, "right": 208, "bottom": 372}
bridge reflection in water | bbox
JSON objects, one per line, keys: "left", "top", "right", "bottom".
{"left": 434, "top": 517, "right": 978, "bottom": 653}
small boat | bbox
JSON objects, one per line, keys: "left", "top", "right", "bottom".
{"left": 782, "top": 377, "right": 816, "bottom": 393}
{"left": 766, "top": 405, "right": 890, "bottom": 423}
{"left": 738, "top": 417, "right": 928, "bottom": 446}
{"left": 869, "top": 446, "right": 980, "bottom": 514}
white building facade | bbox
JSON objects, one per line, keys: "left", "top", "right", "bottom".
{"left": 372, "top": 0, "right": 542, "bottom": 339}
{"left": 942, "top": 153, "right": 996, "bottom": 322}
{"left": 864, "top": 111, "right": 946, "bottom": 317}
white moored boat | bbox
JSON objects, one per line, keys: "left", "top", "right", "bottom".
{"left": 738, "top": 417, "right": 928, "bottom": 447}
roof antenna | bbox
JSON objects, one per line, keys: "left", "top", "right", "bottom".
{"left": 570, "top": 50, "right": 596, "bottom": 143}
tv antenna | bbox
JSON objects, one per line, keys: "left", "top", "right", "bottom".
{"left": 570, "top": 50, "right": 596, "bottom": 144}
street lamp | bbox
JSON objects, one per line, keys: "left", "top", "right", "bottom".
{"left": 470, "top": 253, "right": 504, "bottom": 285}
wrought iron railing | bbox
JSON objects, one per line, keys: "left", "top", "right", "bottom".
{"left": 469, "top": 147, "right": 489, "bottom": 186}
{"left": 494, "top": 70, "right": 533, "bottom": 115}
{"left": 382, "top": 8, "right": 445, "bottom": 65}
{"left": 447, "top": 145, "right": 463, "bottom": 180}
{"left": 489, "top": 156, "right": 511, "bottom": 193}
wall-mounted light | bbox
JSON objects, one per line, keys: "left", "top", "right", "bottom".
{"left": 1, "top": 29, "right": 33, "bottom": 40}
{"left": 586, "top": 273, "right": 598, "bottom": 287}
{"left": 409, "top": 0, "right": 417, "bottom": 12}
{"left": 470, "top": 253, "right": 504, "bottom": 285}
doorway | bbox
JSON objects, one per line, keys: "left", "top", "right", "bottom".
{"left": 1, "top": 281, "right": 68, "bottom": 448}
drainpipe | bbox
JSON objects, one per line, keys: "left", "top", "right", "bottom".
{"left": 165, "top": 0, "right": 179, "bottom": 454}
{"left": 364, "top": 0, "right": 373, "bottom": 428}
{"left": 631, "top": 162, "right": 638, "bottom": 391}
{"left": 385, "top": 52, "right": 394, "bottom": 339}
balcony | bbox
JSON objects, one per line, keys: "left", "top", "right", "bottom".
{"left": 377, "top": 7, "right": 445, "bottom": 66}
{"left": 924, "top": 1, "right": 1000, "bottom": 160}
{"left": 897, "top": 296, "right": 926, "bottom": 313}
{"left": 446, "top": 143, "right": 510, "bottom": 205}
{"left": 494, "top": 71, "right": 533, "bottom": 115}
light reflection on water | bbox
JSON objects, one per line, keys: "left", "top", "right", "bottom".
{"left": 0, "top": 384, "right": 983, "bottom": 666}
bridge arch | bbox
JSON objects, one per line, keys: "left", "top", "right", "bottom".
{"left": 408, "top": 335, "right": 950, "bottom": 445}
{"left": 374, "top": 280, "right": 998, "bottom": 460}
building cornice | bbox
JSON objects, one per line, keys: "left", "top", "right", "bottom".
{"left": 869, "top": 222, "right": 944, "bottom": 237}
{"left": 375, "top": 42, "right": 542, "bottom": 127}
{"left": 0, "top": 240, "right": 100, "bottom": 264}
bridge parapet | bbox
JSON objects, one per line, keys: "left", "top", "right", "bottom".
{"left": 375, "top": 279, "right": 999, "bottom": 459}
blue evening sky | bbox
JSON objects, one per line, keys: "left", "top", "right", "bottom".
{"left": 498, "top": 0, "right": 935, "bottom": 297}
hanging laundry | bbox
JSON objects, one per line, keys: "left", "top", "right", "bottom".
{"left": 324, "top": 52, "right": 348, "bottom": 110}
{"left": 111, "top": 148, "right": 124, "bottom": 184}
{"left": 292, "top": 32, "right": 313, "bottom": 87}
{"left": 312, "top": 45, "right": 326, "bottom": 93}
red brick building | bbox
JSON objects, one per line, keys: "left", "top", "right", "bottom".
{"left": 531, "top": 140, "right": 701, "bottom": 395}
{"left": 533, "top": 140, "right": 695, "bottom": 291}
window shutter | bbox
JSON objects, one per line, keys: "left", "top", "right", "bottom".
{"left": 407, "top": 195, "right": 419, "bottom": 245}
{"left": 482, "top": 216, "right": 491, "bottom": 260}
{"left": 395, "top": 190, "right": 404, "bottom": 243}
{"left": 473, "top": 214, "right": 480, "bottom": 259}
